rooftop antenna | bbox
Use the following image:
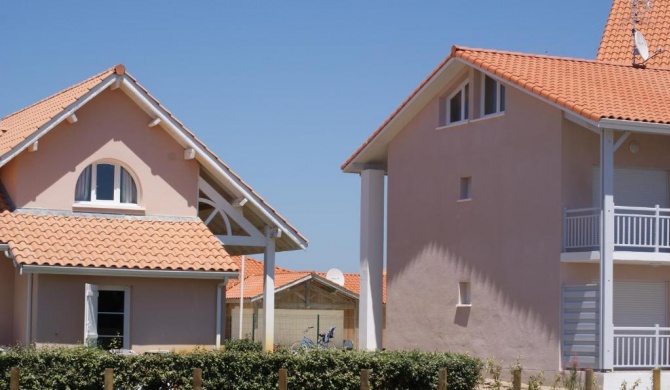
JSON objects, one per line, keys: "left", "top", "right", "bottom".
{"left": 632, "top": 0, "right": 665, "bottom": 68}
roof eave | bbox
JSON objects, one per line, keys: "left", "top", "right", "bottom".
{"left": 598, "top": 118, "right": 670, "bottom": 134}
{"left": 19, "top": 264, "right": 239, "bottom": 280}
{"left": 341, "top": 55, "right": 464, "bottom": 173}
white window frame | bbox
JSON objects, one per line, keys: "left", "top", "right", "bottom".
{"left": 97, "top": 285, "right": 131, "bottom": 350}
{"left": 481, "top": 74, "right": 505, "bottom": 117}
{"left": 445, "top": 80, "right": 470, "bottom": 126}
{"left": 74, "top": 160, "right": 142, "bottom": 209}
{"left": 457, "top": 281, "right": 472, "bottom": 307}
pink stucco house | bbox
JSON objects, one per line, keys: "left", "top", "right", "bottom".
{"left": 0, "top": 64, "right": 307, "bottom": 352}
{"left": 343, "top": 0, "right": 670, "bottom": 381}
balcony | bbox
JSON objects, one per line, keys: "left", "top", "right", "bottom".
{"left": 614, "top": 325, "right": 670, "bottom": 368}
{"left": 562, "top": 205, "right": 670, "bottom": 263}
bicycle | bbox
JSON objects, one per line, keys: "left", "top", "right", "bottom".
{"left": 290, "top": 326, "right": 336, "bottom": 351}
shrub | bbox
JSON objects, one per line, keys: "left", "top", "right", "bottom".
{"left": 223, "top": 338, "right": 262, "bottom": 353}
{"left": 0, "top": 346, "right": 483, "bottom": 390}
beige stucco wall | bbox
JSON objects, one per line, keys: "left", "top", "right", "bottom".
{"left": 0, "top": 254, "right": 14, "bottom": 345}
{"left": 385, "top": 80, "right": 564, "bottom": 372}
{"left": 33, "top": 274, "right": 225, "bottom": 352}
{"left": 12, "top": 270, "right": 28, "bottom": 346}
{"left": 561, "top": 122, "right": 670, "bottom": 209}
{"left": 2, "top": 89, "right": 198, "bottom": 217}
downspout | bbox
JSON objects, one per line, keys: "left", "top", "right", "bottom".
{"left": 216, "top": 278, "right": 229, "bottom": 349}
{"left": 26, "top": 274, "right": 33, "bottom": 346}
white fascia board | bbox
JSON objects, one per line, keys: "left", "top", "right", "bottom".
{"left": 20, "top": 264, "right": 238, "bottom": 280}
{"left": 598, "top": 118, "right": 670, "bottom": 135}
{"left": 342, "top": 57, "right": 459, "bottom": 173}
{"left": 216, "top": 235, "right": 267, "bottom": 247}
{"left": 119, "top": 77, "right": 307, "bottom": 250}
{"left": 0, "top": 75, "right": 118, "bottom": 168}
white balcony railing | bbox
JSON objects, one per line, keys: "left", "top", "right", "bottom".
{"left": 563, "top": 205, "right": 670, "bottom": 252}
{"left": 614, "top": 325, "right": 670, "bottom": 368}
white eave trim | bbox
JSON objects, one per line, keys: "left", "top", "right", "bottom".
{"left": 343, "top": 57, "right": 459, "bottom": 173}
{"left": 119, "top": 77, "right": 307, "bottom": 250}
{"left": 0, "top": 75, "right": 117, "bottom": 167}
{"left": 19, "top": 264, "right": 238, "bottom": 280}
{"left": 598, "top": 118, "right": 670, "bottom": 134}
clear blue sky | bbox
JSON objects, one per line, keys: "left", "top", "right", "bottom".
{"left": 2, "top": 1, "right": 610, "bottom": 272}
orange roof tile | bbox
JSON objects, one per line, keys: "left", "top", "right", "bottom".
{"left": 597, "top": 0, "right": 670, "bottom": 69}
{"left": 229, "top": 256, "right": 292, "bottom": 277}
{"left": 343, "top": 45, "right": 670, "bottom": 168}
{"left": 0, "top": 66, "right": 307, "bottom": 249}
{"left": 0, "top": 211, "right": 237, "bottom": 272}
{"left": 0, "top": 67, "right": 116, "bottom": 157}
{"left": 227, "top": 263, "right": 387, "bottom": 303}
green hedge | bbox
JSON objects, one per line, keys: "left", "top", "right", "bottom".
{"left": 0, "top": 345, "right": 482, "bottom": 390}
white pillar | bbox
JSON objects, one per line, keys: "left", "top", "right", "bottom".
{"left": 599, "top": 128, "right": 615, "bottom": 370}
{"left": 359, "top": 169, "right": 385, "bottom": 350}
{"left": 262, "top": 228, "right": 276, "bottom": 352}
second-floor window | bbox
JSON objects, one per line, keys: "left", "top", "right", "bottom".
{"left": 75, "top": 162, "right": 138, "bottom": 204}
{"left": 483, "top": 75, "right": 505, "bottom": 116}
{"left": 447, "top": 82, "right": 469, "bottom": 124}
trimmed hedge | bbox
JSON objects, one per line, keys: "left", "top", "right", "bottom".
{"left": 0, "top": 345, "right": 482, "bottom": 390}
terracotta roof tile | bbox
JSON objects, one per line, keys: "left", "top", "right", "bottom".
{"left": 0, "top": 68, "right": 115, "bottom": 157}
{"left": 597, "top": 0, "right": 670, "bottom": 69}
{"left": 227, "top": 260, "right": 387, "bottom": 303}
{"left": 0, "top": 211, "right": 237, "bottom": 272}
{"left": 344, "top": 45, "right": 670, "bottom": 168}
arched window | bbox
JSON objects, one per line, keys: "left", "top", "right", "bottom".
{"left": 75, "top": 162, "right": 138, "bottom": 204}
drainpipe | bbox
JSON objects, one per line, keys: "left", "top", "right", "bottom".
{"left": 26, "top": 273, "right": 33, "bottom": 346}
{"left": 216, "top": 278, "right": 229, "bottom": 349}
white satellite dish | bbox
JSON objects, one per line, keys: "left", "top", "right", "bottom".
{"left": 326, "top": 268, "right": 345, "bottom": 287}
{"left": 635, "top": 30, "right": 650, "bottom": 61}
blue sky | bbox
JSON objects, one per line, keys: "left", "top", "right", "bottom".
{"left": 2, "top": 1, "right": 611, "bottom": 272}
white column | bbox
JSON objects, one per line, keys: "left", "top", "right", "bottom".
{"left": 262, "top": 228, "right": 277, "bottom": 352}
{"left": 600, "top": 128, "right": 615, "bottom": 370}
{"left": 359, "top": 169, "right": 385, "bottom": 350}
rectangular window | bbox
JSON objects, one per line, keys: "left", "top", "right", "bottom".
{"left": 445, "top": 82, "right": 469, "bottom": 125}
{"left": 483, "top": 75, "right": 505, "bottom": 116}
{"left": 459, "top": 177, "right": 472, "bottom": 200}
{"left": 459, "top": 281, "right": 471, "bottom": 306}
{"left": 96, "top": 164, "right": 115, "bottom": 201}
{"left": 97, "top": 290, "right": 126, "bottom": 349}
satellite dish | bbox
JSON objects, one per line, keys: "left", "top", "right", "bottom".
{"left": 326, "top": 268, "right": 345, "bottom": 287}
{"left": 635, "top": 30, "right": 650, "bottom": 61}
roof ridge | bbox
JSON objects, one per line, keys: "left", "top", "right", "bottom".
{"left": 1, "top": 66, "right": 116, "bottom": 122}
{"left": 454, "top": 45, "right": 670, "bottom": 72}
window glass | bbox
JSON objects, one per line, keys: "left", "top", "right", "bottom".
{"left": 484, "top": 76, "right": 497, "bottom": 115}
{"left": 460, "top": 177, "right": 472, "bottom": 200}
{"left": 97, "top": 290, "right": 125, "bottom": 350}
{"left": 449, "top": 90, "right": 462, "bottom": 123}
{"left": 75, "top": 165, "right": 92, "bottom": 201}
{"left": 459, "top": 282, "right": 471, "bottom": 305}
{"left": 96, "top": 164, "right": 115, "bottom": 201}
{"left": 120, "top": 167, "right": 137, "bottom": 204}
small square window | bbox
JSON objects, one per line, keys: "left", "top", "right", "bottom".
{"left": 459, "top": 177, "right": 472, "bottom": 200}
{"left": 459, "top": 281, "right": 471, "bottom": 306}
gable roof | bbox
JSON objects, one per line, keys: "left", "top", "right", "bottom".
{"left": 0, "top": 65, "right": 307, "bottom": 252}
{"left": 343, "top": 45, "right": 670, "bottom": 171}
{"left": 597, "top": 0, "right": 670, "bottom": 69}
{"left": 226, "top": 257, "right": 387, "bottom": 303}
{"left": 0, "top": 210, "right": 236, "bottom": 274}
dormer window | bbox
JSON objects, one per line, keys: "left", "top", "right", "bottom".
{"left": 75, "top": 162, "right": 138, "bottom": 204}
